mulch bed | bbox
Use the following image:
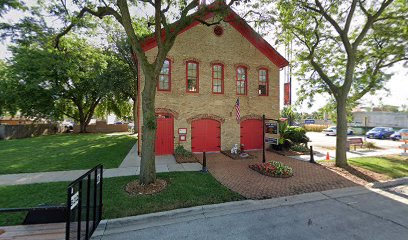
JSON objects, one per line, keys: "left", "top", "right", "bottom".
{"left": 221, "top": 151, "right": 255, "bottom": 160}
{"left": 125, "top": 179, "right": 167, "bottom": 195}
{"left": 174, "top": 154, "right": 199, "bottom": 163}
{"left": 319, "top": 162, "right": 391, "bottom": 185}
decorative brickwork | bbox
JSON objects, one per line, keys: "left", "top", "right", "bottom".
{"left": 240, "top": 114, "right": 263, "bottom": 121}
{"left": 155, "top": 108, "right": 179, "bottom": 119}
{"left": 182, "top": 57, "right": 201, "bottom": 64}
{"left": 209, "top": 60, "right": 226, "bottom": 66}
{"left": 256, "top": 65, "right": 270, "bottom": 71}
{"left": 233, "top": 63, "right": 250, "bottom": 71}
{"left": 186, "top": 114, "right": 225, "bottom": 124}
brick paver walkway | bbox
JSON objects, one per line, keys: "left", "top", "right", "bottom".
{"left": 198, "top": 151, "right": 357, "bottom": 199}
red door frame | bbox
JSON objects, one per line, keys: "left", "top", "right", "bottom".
{"left": 240, "top": 119, "right": 263, "bottom": 150}
{"left": 155, "top": 113, "right": 174, "bottom": 155}
{"left": 191, "top": 119, "right": 221, "bottom": 153}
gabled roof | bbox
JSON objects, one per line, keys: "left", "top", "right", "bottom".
{"left": 141, "top": 6, "right": 289, "bottom": 68}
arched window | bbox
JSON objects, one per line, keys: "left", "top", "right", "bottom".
{"left": 158, "top": 59, "right": 171, "bottom": 91}
{"left": 236, "top": 66, "right": 247, "bottom": 95}
{"left": 212, "top": 64, "right": 224, "bottom": 94}
{"left": 186, "top": 61, "right": 199, "bottom": 93}
{"left": 258, "top": 68, "right": 268, "bottom": 96}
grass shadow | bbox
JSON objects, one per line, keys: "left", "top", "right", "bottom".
{"left": 343, "top": 165, "right": 379, "bottom": 183}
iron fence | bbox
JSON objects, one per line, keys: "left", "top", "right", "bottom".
{"left": 66, "top": 165, "right": 103, "bottom": 240}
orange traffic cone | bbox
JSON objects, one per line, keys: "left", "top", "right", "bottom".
{"left": 326, "top": 152, "right": 330, "bottom": 160}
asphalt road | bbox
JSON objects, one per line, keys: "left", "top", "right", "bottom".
{"left": 94, "top": 187, "right": 408, "bottom": 240}
{"left": 307, "top": 132, "right": 402, "bottom": 150}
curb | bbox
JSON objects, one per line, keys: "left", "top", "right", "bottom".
{"left": 92, "top": 186, "right": 369, "bottom": 238}
{"left": 367, "top": 177, "right": 408, "bottom": 189}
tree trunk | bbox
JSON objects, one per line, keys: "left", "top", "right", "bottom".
{"left": 335, "top": 96, "right": 349, "bottom": 168}
{"left": 139, "top": 72, "right": 157, "bottom": 185}
{"left": 132, "top": 98, "right": 138, "bottom": 134}
{"left": 79, "top": 120, "right": 87, "bottom": 133}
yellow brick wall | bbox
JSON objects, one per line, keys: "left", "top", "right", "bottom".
{"left": 139, "top": 22, "right": 281, "bottom": 152}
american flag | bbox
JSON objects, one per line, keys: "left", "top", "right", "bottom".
{"left": 235, "top": 98, "right": 240, "bottom": 123}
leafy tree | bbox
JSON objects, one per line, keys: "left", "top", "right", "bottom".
{"left": 257, "top": 0, "right": 408, "bottom": 167}
{"left": 8, "top": 37, "right": 134, "bottom": 132}
{"left": 0, "top": 0, "right": 25, "bottom": 17}
{"left": 0, "top": 60, "right": 17, "bottom": 115}
{"left": 280, "top": 106, "right": 301, "bottom": 125}
{"left": 52, "top": 0, "right": 242, "bottom": 184}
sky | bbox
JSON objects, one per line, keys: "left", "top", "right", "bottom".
{"left": 1, "top": 0, "right": 407, "bottom": 113}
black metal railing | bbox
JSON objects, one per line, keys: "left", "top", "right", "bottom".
{"left": 0, "top": 165, "right": 103, "bottom": 240}
{"left": 66, "top": 165, "right": 103, "bottom": 240}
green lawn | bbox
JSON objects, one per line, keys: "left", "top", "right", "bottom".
{"left": 349, "top": 155, "right": 408, "bottom": 178}
{"left": 0, "top": 134, "right": 136, "bottom": 174}
{"left": 0, "top": 172, "right": 244, "bottom": 226}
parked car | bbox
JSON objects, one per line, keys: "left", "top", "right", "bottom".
{"left": 366, "top": 127, "right": 394, "bottom": 139}
{"left": 390, "top": 129, "right": 408, "bottom": 141}
{"left": 322, "top": 126, "right": 353, "bottom": 136}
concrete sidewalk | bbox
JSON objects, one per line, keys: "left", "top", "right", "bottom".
{"left": 91, "top": 186, "right": 408, "bottom": 240}
{"left": 291, "top": 146, "right": 402, "bottom": 162}
{"left": 0, "top": 144, "right": 202, "bottom": 186}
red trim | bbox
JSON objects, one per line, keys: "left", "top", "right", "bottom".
{"left": 258, "top": 68, "right": 269, "bottom": 96}
{"left": 158, "top": 58, "right": 171, "bottom": 92}
{"left": 236, "top": 66, "right": 247, "bottom": 96}
{"left": 140, "top": 8, "right": 288, "bottom": 68}
{"left": 186, "top": 60, "right": 199, "bottom": 93}
{"left": 211, "top": 63, "right": 224, "bottom": 94}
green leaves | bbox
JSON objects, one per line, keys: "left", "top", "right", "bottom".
{"left": 6, "top": 37, "right": 134, "bottom": 123}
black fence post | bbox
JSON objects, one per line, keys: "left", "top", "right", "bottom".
{"left": 99, "top": 166, "right": 103, "bottom": 225}
{"left": 201, "top": 152, "right": 208, "bottom": 172}
{"left": 65, "top": 187, "right": 72, "bottom": 240}
{"left": 262, "top": 114, "right": 266, "bottom": 163}
{"left": 85, "top": 175, "right": 91, "bottom": 239}
{"left": 309, "top": 146, "right": 316, "bottom": 163}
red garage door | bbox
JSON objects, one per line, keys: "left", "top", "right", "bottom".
{"left": 155, "top": 114, "right": 174, "bottom": 155}
{"left": 241, "top": 119, "right": 263, "bottom": 150}
{"left": 191, "top": 119, "right": 221, "bottom": 152}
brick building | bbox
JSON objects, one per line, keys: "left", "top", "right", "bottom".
{"left": 137, "top": 7, "right": 288, "bottom": 155}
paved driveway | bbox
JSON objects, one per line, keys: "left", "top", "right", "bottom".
{"left": 197, "top": 151, "right": 356, "bottom": 199}
{"left": 307, "top": 132, "right": 402, "bottom": 149}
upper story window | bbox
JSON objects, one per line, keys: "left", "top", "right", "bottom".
{"left": 186, "top": 61, "right": 199, "bottom": 93}
{"left": 158, "top": 59, "right": 171, "bottom": 91}
{"left": 236, "top": 66, "right": 247, "bottom": 95}
{"left": 212, "top": 64, "right": 224, "bottom": 94}
{"left": 258, "top": 68, "right": 268, "bottom": 96}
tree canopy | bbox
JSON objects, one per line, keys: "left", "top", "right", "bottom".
{"left": 251, "top": 0, "right": 408, "bottom": 167}
{"left": 7, "top": 37, "right": 134, "bottom": 131}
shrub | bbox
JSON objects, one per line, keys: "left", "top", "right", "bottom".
{"left": 249, "top": 161, "right": 294, "bottom": 178}
{"left": 174, "top": 145, "right": 193, "bottom": 157}
{"left": 290, "top": 144, "right": 309, "bottom": 152}
{"left": 282, "top": 126, "right": 309, "bottom": 145}
{"left": 304, "top": 124, "right": 329, "bottom": 132}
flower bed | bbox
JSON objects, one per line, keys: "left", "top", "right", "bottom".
{"left": 249, "top": 161, "right": 294, "bottom": 178}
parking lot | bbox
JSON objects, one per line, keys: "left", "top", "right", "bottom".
{"left": 307, "top": 132, "right": 402, "bottom": 150}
